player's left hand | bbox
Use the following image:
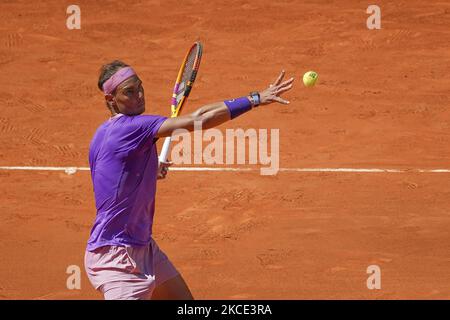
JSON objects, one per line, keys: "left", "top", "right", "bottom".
{"left": 157, "top": 160, "right": 173, "bottom": 180}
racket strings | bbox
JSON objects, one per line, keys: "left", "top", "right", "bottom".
{"left": 180, "top": 49, "right": 197, "bottom": 85}
{"left": 175, "top": 48, "right": 198, "bottom": 105}
{"left": 174, "top": 43, "right": 202, "bottom": 109}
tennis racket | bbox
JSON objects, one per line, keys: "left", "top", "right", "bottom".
{"left": 159, "top": 41, "right": 203, "bottom": 163}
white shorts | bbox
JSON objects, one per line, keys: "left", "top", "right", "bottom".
{"left": 84, "top": 238, "right": 179, "bottom": 300}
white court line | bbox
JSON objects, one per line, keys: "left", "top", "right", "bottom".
{"left": 0, "top": 166, "right": 450, "bottom": 173}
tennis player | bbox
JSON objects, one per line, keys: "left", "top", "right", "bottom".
{"left": 84, "top": 60, "right": 294, "bottom": 300}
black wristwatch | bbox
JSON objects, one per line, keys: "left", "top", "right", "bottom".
{"left": 249, "top": 91, "right": 261, "bottom": 107}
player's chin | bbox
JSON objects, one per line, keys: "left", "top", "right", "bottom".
{"left": 135, "top": 103, "right": 145, "bottom": 114}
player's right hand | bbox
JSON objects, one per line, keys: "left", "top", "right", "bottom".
{"left": 259, "top": 70, "right": 294, "bottom": 105}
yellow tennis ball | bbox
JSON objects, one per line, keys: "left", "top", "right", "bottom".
{"left": 303, "top": 71, "right": 318, "bottom": 87}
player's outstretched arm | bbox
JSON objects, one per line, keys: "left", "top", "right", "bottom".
{"left": 156, "top": 70, "right": 294, "bottom": 138}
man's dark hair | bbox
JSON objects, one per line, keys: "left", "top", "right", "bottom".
{"left": 97, "top": 60, "right": 129, "bottom": 92}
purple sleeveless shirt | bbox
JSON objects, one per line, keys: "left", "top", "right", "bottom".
{"left": 87, "top": 113, "right": 167, "bottom": 251}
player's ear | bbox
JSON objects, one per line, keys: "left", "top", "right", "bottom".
{"left": 105, "top": 94, "right": 121, "bottom": 114}
{"left": 104, "top": 94, "right": 116, "bottom": 108}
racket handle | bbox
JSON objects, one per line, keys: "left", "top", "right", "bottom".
{"left": 159, "top": 136, "right": 172, "bottom": 163}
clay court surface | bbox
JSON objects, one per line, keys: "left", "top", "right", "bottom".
{"left": 1, "top": 0, "right": 450, "bottom": 299}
